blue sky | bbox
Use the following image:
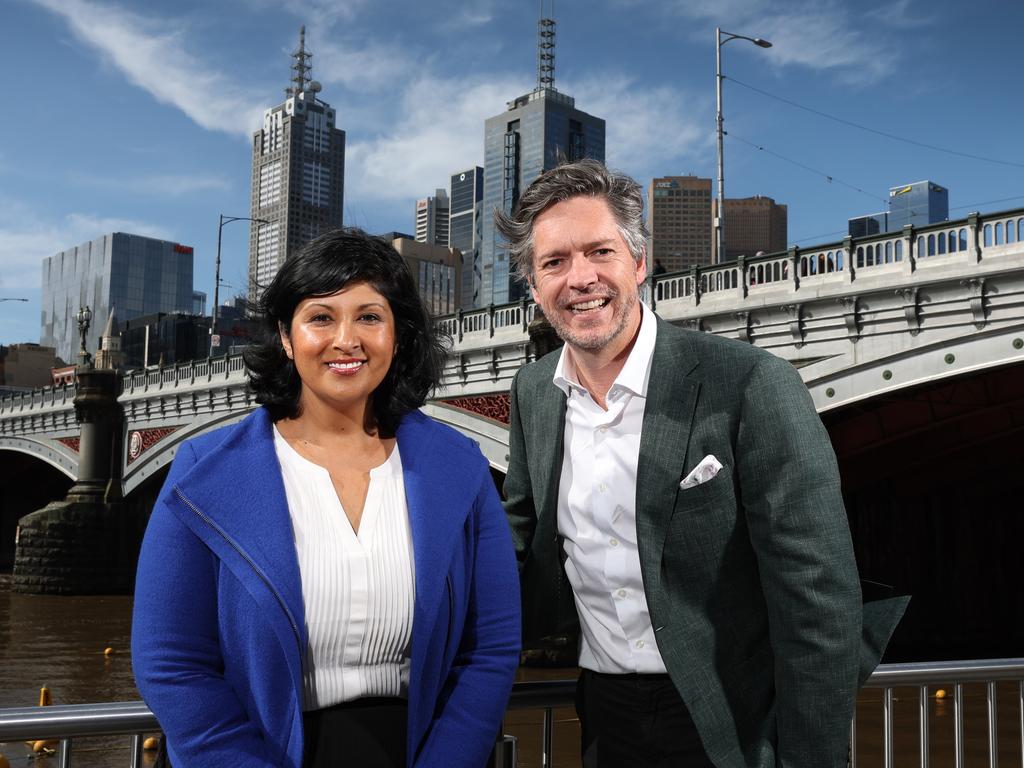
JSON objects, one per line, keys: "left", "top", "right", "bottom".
{"left": 1, "top": 0, "right": 1022, "bottom": 347}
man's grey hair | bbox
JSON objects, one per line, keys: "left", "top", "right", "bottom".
{"left": 494, "top": 158, "right": 649, "bottom": 284}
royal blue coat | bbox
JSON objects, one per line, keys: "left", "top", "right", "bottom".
{"left": 132, "top": 407, "right": 521, "bottom": 767}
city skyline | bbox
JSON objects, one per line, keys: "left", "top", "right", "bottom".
{"left": 2, "top": 0, "right": 1023, "bottom": 344}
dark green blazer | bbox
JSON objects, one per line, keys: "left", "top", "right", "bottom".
{"left": 504, "top": 315, "right": 908, "bottom": 768}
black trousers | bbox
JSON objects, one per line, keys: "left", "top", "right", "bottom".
{"left": 577, "top": 669, "right": 715, "bottom": 768}
{"left": 303, "top": 697, "right": 408, "bottom": 768}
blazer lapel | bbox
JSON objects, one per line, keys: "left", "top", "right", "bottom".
{"left": 635, "top": 320, "right": 701, "bottom": 604}
{"left": 526, "top": 374, "right": 567, "bottom": 544}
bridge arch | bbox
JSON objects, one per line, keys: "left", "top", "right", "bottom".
{"left": 0, "top": 448, "right": 75, "bottom": 569}
{"left": 122, "top": 408, "right": 255, "bottom": 496}
{"left": 823, "top": 360, "right": 1024, "bottom": 660}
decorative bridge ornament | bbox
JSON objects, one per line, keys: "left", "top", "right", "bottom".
{"left": 2, "top": 208, "right": 1024, "bottom": 485}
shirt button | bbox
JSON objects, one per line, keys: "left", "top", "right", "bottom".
{"left": 617, "top": 589, "right": 627, "bottom": 598}
{"left": 609, "top": 538, "right": 619, "bottom": 547}
{"left": 635, "top": 639, "right": 645, "bottom": 649}
{"left": 598, "top": 483, "right": 607, "bottom": 493}
{"left": 599, "top": 425, "right": 608, "bottom": 433}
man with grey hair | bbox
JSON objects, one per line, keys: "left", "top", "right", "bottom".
{"left": 499, "top": 158, "right": 906, "bottom": 767}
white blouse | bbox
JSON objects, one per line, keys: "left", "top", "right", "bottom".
{"left": 273, "top": 427, "right": 416, "bottom": 711}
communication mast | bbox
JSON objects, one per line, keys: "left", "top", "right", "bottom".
{"left": 537, "top": 0, "right": 556, "bottom": 91}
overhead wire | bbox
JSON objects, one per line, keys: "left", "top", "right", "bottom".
{"left": 727, "top": 132, "right": 887, "bottom": 206}
{"left": 725, "top": 76, "right": 1024, "bottom": 170}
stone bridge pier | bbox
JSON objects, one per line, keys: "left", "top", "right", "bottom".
{"left": 12, "top": 365, "right": 141, "bottom": 594}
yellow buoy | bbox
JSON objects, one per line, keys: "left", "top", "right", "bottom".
{"left": 0, "top": 752, "right": 12, "bottom": 768}
{"left": 935, "top": 689, "right": 947, "bottom": 699}
{"left": 104, "top": 647, "right": 115, "bottom": 657}
{"left": 38, "top": 686, "right": 52, "bottom": 707}
{"left": 143, "top": 737, "right": 160, "bottom": 751}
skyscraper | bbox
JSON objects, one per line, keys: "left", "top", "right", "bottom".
{"left": 449, "top": 166, "right": 484, "bottom": 308}
{"left": 887, "top": 181, "right": 948, "bottom": 231}
{"left": 478, "top": 10, "right": 605, "bottom": 306}
{"left": 248, "top": 27, "right": 346, "bottom": 303}
{"left": 415, "top": 189, "right": 450, "bottom": 246}
{"left": 647, "top": 176, "right": 713, "bottom": 272}
{"left": 711, "top": 196, "right": 788, "bottom": 262}
{"left": 847, "top": 181, "right": 949, "bottom": 237}
{"left": 40, "top": 232, "right": 194, "bottom": 364}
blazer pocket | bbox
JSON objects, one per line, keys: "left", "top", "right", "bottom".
{"left": 677, "top": 464, "right": 733, "bottom": 512}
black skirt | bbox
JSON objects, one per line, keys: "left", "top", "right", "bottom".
{"left": 303, "top": 697, "right": 408, "bottom": 768}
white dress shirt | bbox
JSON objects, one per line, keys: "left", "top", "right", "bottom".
{"left": 552, "top": 302, "right": 667, "bottom": 674}
{"left": 273, "top": 427, "right": 416, "bottom": 710}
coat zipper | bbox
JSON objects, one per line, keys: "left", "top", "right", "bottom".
{"left": 173, "top": 486, "right": 302, "bottom": 652}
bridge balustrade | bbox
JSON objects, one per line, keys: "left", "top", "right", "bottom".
{"left": 0, "top": 384, "right": 77, "bottom": 416}
{"left": 982, "top": 215, "right": 1024, "bottom": 248}
{"left": 750, "top": 254, "right": 792, "bottom": 287}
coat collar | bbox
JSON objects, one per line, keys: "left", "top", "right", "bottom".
{"left": 634, "top": 317, "right": 702, "bottom": 598}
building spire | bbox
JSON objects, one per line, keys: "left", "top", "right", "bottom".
{"left": 289, "top": 26, "right": 312, "bottom": 96}
{"left": 536, "top": 0, "right": 556, "bottom": 91}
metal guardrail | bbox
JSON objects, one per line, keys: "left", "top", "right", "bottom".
{"left": 2, "top": 660, "right": 1023, "bottom": 767}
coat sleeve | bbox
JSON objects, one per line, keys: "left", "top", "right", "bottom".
{"left": 414, "top": 461, "right": 522, "bottom": 768}
{"left": 131, "top": 442, "right": 280, "bottom": 768}
{"left": 735, "top": 354, "right": 861, "bottom": 768}
{"left": 502, "top": 370, "right": 537, "bottom": 568}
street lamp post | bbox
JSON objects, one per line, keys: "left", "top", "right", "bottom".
{"left": 211, "top": 214, "right": 268, "bottom": 356}
{"left": 715, "top": 27, "right": 772, "bottom": 264}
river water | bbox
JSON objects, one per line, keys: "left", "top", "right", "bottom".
{"left": 1, "top": 580, "right": 1021, "bottom": 767}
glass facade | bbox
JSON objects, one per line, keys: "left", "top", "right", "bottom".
{"left": 449, "top": 167, "right": 484, "bottom": 309}
{"left": 888, "top": 181, "right": 949, "bottom": 232}
{"left": 40, "top": 233, "right": 193, "bottom": 364}
{"left": 849, "top": 181, "right": 949, "bottom": 237}
{"left": 479, "top": 89, "right": 605, "bottom": 307}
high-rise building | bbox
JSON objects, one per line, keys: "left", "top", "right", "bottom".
{"left": 647, "top": 176, "right": 713, "bottom": 272}
{"left": 249, "top": 27, "right": 346, "bottom": 303}
{"left": 711, "top": 196, "right": 788, "bottom": 262}
{"left": 415, "top": 189, "right": 450, "bottom": 246}
{"left": 192, "top": 290, "right": 207, "bottom": 316}
{"left": 0, "top": 344, "right": 65, "bottom": 390}
{"left": 449, "top": 167, "right": 484, "bottom": 308}
{"left": 478, "top": 11, "right": 605, "bottom": 306}
{"left": 41, "top": 233, "right": 194, "bottom": 364}
{"left": 848, "top": 181, "right": 949, "bottom": 237}
{"left": 389, "top": 236, "right": 462, "bottom": 317}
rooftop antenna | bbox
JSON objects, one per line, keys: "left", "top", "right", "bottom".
{"left": 289, "top": 26, "right": 312, "bottom": 96}
{"left": 536, "top": 0, "right": 556, "bottom": 91}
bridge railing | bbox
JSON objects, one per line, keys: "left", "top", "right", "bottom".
{"left": 1, "top": 658, "right": 1021, "bottom": 768}
{"left": 442, "top": 205, "right": 1024, "bottom": 339}
{"left": 120, "top": 354, "right": 247, "bottom": 396}
{"left": 0, "top": 382, "right": 77, "bottom": 416}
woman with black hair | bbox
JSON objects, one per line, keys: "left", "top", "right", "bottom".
{"left": 132, "top": 229, "right": 521, "bottom": 768}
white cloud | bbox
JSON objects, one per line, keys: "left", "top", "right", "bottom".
{"left": 70, "top": 173, "right": 232, "bottom": 197}
{"left": 308, "top": 33, "right": 420, "bottom": 93}
{"left": 345, "top": 75, "right": 529, "bottom": 203}
{"left": 571, "top": 76, "right": 710, "bottom": 179}
{"left": 0, "top": 202, "right": 174, "bottom": 293}
{"left": 29, "top": 0, "right": 266, "bottom": 138}
{"left": 243, "top": 0, "right": 372, "bottom": 26}
{"left": 629, "top": 0, "right": 898, "bottom": 85}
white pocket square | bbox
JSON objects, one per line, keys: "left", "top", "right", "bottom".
{"left": 679, "top": 455, "right": 723, "bottom": 489}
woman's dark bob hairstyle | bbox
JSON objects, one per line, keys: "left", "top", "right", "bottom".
{"left": 244, "top": 228, "right": 449, "bottom": 435}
